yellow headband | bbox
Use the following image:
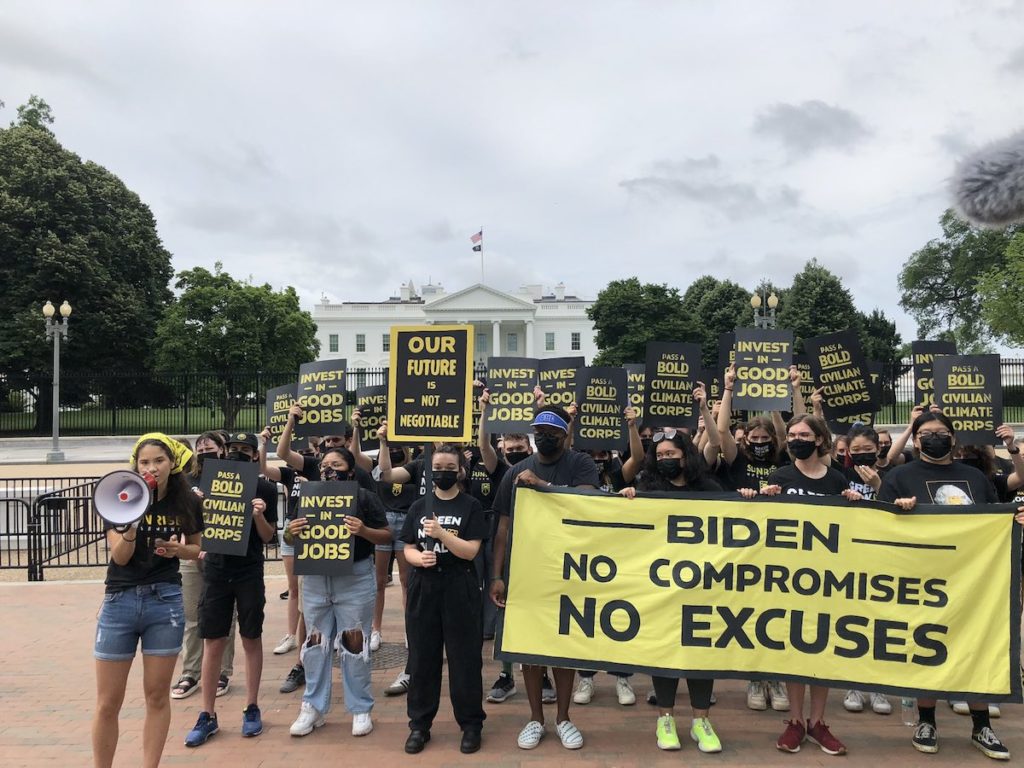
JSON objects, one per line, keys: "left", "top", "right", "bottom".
{"left": 131, "top": 432, "right": 193, "bottom": 475}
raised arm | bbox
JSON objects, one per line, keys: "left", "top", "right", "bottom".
{"left": 717, "top": 364, "right": 738, "bottom": 465}
{"left": 259, "top": 427, "right": 283, "bottom": 482}
{"left": 695, "top": 381, "right": 720, "bottom": 468}
{"left": 790, "top": 365, "right": 807, "bottom": 417}
{"left": 276, "top": 404, "right": 307, "bottom": 471}
{"left": 478, "top": 387, "right": 499, "bottom": 474}
{"left": 997, "top": 424, "right": 1024, "bottom": 491}
{"left": 376, "top": 420, "right": 413, "bottom": 484}
{"left": 620, "top": 406, "right": 644, "bottom": 483}
{"left": 349, "top": 409, "right": 374, "bottom": 473}
{"left": 888, "top": 404, "right": 924, "bottom": 465}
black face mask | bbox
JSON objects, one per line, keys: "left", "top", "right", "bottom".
{"left": 227, "top": 450, "right": 252, "bottom": 463}
{"left": 919, "top": 434, "right": 953, "bottom": 460}
{"left": 640, "top": 438, "right": 654, "bottom": 455}
{"left": 657, "top": 459, "right": 684, "bottom": 479}
{"left": 787, "top": 439, "right": 817, "bottom": 460}
{"left": 433, "top": 470, "right": 459, "bottom": 491}
{"left": 389, "top": 449, "right": 406, "bottom": 465}
{"left": 749, "top": 442, "right": 773, "bottom": 461}
{"left": 321, "top": 466, "right": 351, "bottom": 482}
{"left": 535, "top": 433, "right": 562, "bottom": 457}
{"left": 850, "top": 451, "right": 878, "bottom": 466}
{"left": 593, "top": 459, "right": 607, "bottom": 475}
{"left": 196, "top": 451, "right": 220, "bottom": 468}
{"left": 505, "top": 450, "right": 529, "bottom": 466}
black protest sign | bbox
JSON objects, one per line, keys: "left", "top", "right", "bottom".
{"left": 912, "top": 340, "right": 957, "bottom": 406}
{"left": 266, "top": 383, "right": 306, "bottom": 452}
{"left": 718, "top": 332, "right": 736, "bottom": 379}
{"left": 791, "top": 355, "right": 817, "bottom": 406}
{"left": 293, "top": 481, "right": 357, "bottom": 576}
{"left": 388, "top": 325, "right": 474, "bottom": 442}
{"left": 732, "top": 328, "right": 794, "bottom": 411}
{"left": 356, "top": 385, "right": 388, "bottom": 451}
{"left": 625, "top": 364, "right": 645, "bottom": 424}
{"left": 827, "top": 362, "right": 884, "bottom": 434}
{"left": 805, "top": 331, "right": 875, "bottom": 419}
{"left": 485, "top": 357, "right": 539, "bottom": 433}
{"left": 199, "top": 458, "right": 258, "bottom": 556}
{"left": 574, "top": 367, "right": 628, "bottom": 451}
{"left": 538, "top": 357, "right": 584, "bottom": 410}
{"left": 934, "top": 354, "right": 1003, "bottom": 445}
{"left": 643, "top": 342, "right": 700, "bottom": 430}
{"left": 295, "top": 359, "right": 347, "bottom": 438}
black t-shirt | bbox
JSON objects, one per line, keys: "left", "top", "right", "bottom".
{"left": 719, "top": 455, "right": 780, "bottom": 492}
{"left": 878, "top": 460, "right": 998, "bottom": 505}
{"left": 399, "top": 492, "right": 488, "bottom": 570}
{"left": 843, "top": 466, "right": 877, "bottom": 501}
{"left": 639, "top": 474, "right": 724, "bottom": 494}
{"left": 204, "top": 476, "right": 279, "bottom": 580}
{"left": 349, "top": 488, "right": 391, "bottom": 561}
{"left": 372, "top": 463, "right": 425, "bottom": 512}
{"left": 767, "top": 464, "right": 850, "bottom": 496}
{"left": 104, "top": 491, "right": 203, "bottom": 592}
{"left": 302, "top": 454, "right": 376, "bottom": 492}
{"left": 279, "top": 466, "right": 305, "bottom": 521}
{"left": 494, "top": 450, "right": 601, "bottom": 518}
{"left": 468, "top": 459, "right": 508, "bottom": 512}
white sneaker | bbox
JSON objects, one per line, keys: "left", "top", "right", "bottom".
{"left": 870, "top": 692, "right": 892, "bottom": 714}
{"left": 573, "top": 676, "right": 594, "bottom": 705}
{"left": 290, "top": 701, "right": 325, "bottom": 736}
{"left": 556, "top": 719, "right": 584, "bottom": 750}
{"left": 369, "top": 630, "right": 382, "bottom": 652}
{"left": 951, "top": 700, "right": 970, "bottom": 715}
{"left": 746, "top": 680, "right": 767, "bottom": 710}
{"left": 990, "top": 704, "right": 1002, "bottom": 718}
{"left": 843, "top": 690, "right": 865, "bottom": 712}
{"left": 517, "top": 720, "right": 546, "bottom": 749}
{"left": 767, "top": 680, "right": 790, "bottom": 711}
{"left": 352, "top": 712, "right": 373, "bottom": 736}
{"left": 274, "top": 634, "right": 297, "bottom": 655}
{"left": 616, "top": 676, "right": 636, "bottom": 706}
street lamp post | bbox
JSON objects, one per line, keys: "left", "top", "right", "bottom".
{"left": 42, "top": 300, "right": 72, "bottom": 462}
{"left": 750, "top": 289, "right": 779, "bottom": 330}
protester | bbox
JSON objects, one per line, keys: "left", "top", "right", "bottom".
{"left": 400, "top": 444, "right": 488, "bottom": 754}
{"left": 285, "top": 446, "right": 390, "bottom": 739}
{"left": 93, "top": 434, "right": 202, "bottom": 768}
{"left": 491, "top": 405, "right": 600, "bottom": 750}
{"left": 184, "top": 433, "right": 278, "bottom": 747}
{"left": 879, "top": 411, "right": 1008, "bottom": 760}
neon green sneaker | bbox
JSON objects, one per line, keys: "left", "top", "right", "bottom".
{"left": 691, "top": 717, "right": 723, "bottom": 753}
{"left": 656, "top": 715, "right": 681, "bottom": 750}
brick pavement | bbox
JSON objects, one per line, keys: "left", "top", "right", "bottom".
{"left": 2, "top": 577, "right": 1020, "bottom": 767}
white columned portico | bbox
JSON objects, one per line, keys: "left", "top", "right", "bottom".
{"left": 525, "top": 319, "right": 534, "bottom": 357}
{"left": 492, "top": 320, "right": 501, "bottom": 356}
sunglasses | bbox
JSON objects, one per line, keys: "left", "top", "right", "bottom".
{"left": 653, "top": 429, "right": 679, "bottom": 444}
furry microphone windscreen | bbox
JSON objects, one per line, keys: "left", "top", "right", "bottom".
{"left": 952, "top": 129, "right": 1024, "bottom": 228}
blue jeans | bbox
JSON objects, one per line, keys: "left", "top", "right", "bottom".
{"left": 300, "top": 558, "right": 376, "bottom": 715}
{"left": 94, "top": 583, "right": 185, "bottom": 661}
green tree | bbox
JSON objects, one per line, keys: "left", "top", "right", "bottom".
{"left": 0, "top": 97, "right": 174, "bottom": 426}
{"left": 899, "top": 209, "right": 1020, "bottom": 350}
{"left": 587, "top": 278, "right": 695, "bottom": 365}
{"left": 776, "top": 259, "right": 860, "bottom": 351}
{"left": 153, "top": 264, "right": 319, "bottom": 428}
{"left": 682, "top": 276, "right": 754, "bottom": 367}
{"left": 977, "top": 232, "right": 1024, "bottom": 348}
{"left": 857, "top": 308, "right": 902, "bottom": 367}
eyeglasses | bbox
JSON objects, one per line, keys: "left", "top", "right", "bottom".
{"left": 653, "top": 429, "right": 679, "bottom": 443}
{"left": 918, "top": 431, "right": 952, "bottom": 440}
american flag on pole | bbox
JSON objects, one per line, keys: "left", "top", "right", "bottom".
{"left": 470, "top": 230, "right": 482, "bottom": 244}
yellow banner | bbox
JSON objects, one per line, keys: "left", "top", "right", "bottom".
{"left": 497, "top": 487, "right": 1022, "bottom": 701}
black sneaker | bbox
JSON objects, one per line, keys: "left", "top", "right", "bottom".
{"left": 280, "top": 664, "right": 305, "bottom": 694}
{"left": 487, "top": 673, "right": 517, "bottom": 703}
{"left": 973, "top": 727, "right": 1010, "bottom": 760}
{"left": 541, "top": 672, "right": 556, "bottom": 704}
{"left": 912, "top": 722, "right": 938, "bottom": 754}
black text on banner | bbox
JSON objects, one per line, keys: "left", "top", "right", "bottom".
{"left": 199, "top": 458, "right": 259, "bottom": 556}
{"left": 293, "top": 481, "right": 358, "bottom": 576}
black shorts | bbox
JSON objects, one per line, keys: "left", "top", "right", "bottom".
{"left": 199, "top": 575, "right": 266, "bottom": 640}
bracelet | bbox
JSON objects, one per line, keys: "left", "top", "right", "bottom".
{"left": 724, "top": 387, "right": 733, "bottom": 391}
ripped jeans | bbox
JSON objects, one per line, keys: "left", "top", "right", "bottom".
{"left": 300, "top": 557, "right": 376, "bottom": 716}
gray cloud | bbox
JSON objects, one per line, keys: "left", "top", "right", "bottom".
{"left": 1005, "top": 44, "right": 1024, "bottom": 73}
{"left": 0, "top": 23, "right": 108, "bottom": 89}
{"left": 753, "top": 100, "right": 872, "bottom": 155}
{"left": 935, "top": 129, "right": 973, "bottom": 157}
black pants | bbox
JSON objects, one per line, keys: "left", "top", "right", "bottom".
{"left": 652, "top": 676, "right": 714, "bottom": 710}
{"left": 406, "top": 566, "right": 486, "bottom": 732}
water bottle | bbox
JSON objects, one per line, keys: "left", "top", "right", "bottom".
{"left": 901, "top": 697, "right": 916, "bottom": 726}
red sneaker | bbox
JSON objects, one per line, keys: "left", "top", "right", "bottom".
{"left": 776, "top": 719, "right": 806, "bottom": 753}
{"left": 807, "top": 720, "right": 847, "bottom": 756}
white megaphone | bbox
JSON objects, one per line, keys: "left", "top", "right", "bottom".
{"left": 93, "top": 470, "right": 158, "bottom": 531}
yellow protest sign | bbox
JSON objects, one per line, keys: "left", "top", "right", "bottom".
{"left": 497, "top": 487, "right": 1022, "bottom": 701}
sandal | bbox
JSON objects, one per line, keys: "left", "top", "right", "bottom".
{"left": 216, "top": 674, "right": 231, "bottom": 697}
{"left": 171, "top": 675, "right": 199, "bottom": 700}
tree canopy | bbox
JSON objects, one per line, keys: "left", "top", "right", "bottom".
{"left": 586, "top": 278, "right": 695, "bottom": 365}
{"left": 977, "top": 232, "right": 1024, "bottom": 349}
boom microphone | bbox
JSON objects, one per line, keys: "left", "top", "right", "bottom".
{"left": 952, "top": 129, "right": 1024, "bottom": 228}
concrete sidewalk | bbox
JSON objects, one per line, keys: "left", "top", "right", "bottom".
{"left": 1, "top": 577, "right": 1020, "bottom": 767}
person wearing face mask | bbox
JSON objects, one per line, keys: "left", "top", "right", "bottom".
{"left": 879, "top": 412, "right": 1010, "bottom": 760}
{"left": 399, "top": 444, "right": 488, "bottom": 754}
{"left": 284, "top": 446, "right": 391, "bottom": 741}
{"left": 619, "top": 429, "right": 725, "bottom": 754}
{"left": 172, "top": 431, "right": 237, "bottom": 701}
{"left": 184, "top": 433, "right": 278, "bottom": 748}
{"left": 491, "top": 406, "right": 600, "bottom": 751}
{"left": 957, "top": 425, "right": 1024, "bottom": 504}
{"left": 755, "top": 415, "right": 862, "bottom": 757}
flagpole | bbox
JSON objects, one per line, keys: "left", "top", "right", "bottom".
{"left": 479, "top": 226, "right": 484, "bottom": 284}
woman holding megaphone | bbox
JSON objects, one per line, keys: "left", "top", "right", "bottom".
{"left": 92, "top": 433, "right": 202, "bottom": 768}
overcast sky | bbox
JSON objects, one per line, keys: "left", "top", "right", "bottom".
{"left": 2, "top": 0, "right": 1023, "bottom": 344}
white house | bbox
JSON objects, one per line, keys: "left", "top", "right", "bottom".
{"left": 312, "top": 281, "right": 598, "bottom": 369}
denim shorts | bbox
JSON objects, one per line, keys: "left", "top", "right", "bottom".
{"left": 374, "top": 510, "right": 407, "bottom": 552}
{"left": 94, "top": 583, "right": 185, "bottom": 662}
{"left": 279, "top": 528, "right": 295, "bottom": 557}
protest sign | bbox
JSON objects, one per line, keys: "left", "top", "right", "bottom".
{"left": 718, "top": 332, "right": 736, "bottom": 380}
{"left": 912, "top": 340, "right": 957, "bottom": 406}
{"left": 933, "top": 354, "right": 1003, "bottom": 445}
{"left": 265, "top": 383, "right": 306, "bottom": 452}
{"left": 199, "top": 458, "right": 258, "bottom": 556}
{"left": 805, "top": 331, "right": 875, "bottom": 419}
{"left": 573, "top": 367, "right": 628, "bottom": 451}
{"left": 293, "top": 481, "right": 358, "bottom": 576}
{"left": 625, "top": 364, "right": 645, "bottom": 424}
{"left": 643, "top": 343, "right": 701, "bottom": 430}
{"left": 538, "top": 357, "right": 584, "bottom": 410}
{"left": 826, "top": 362, "right": 884, "bottom": 435}
{"left": 355, "top": 385, "right": 388, "bottom": 451}
{"left": 388, "top": 325, "right": 474, "bottom": 442}
{"left": 484, "top": 357, "right": 539, "bottom": 433}
{"left": 791, "top": 354, "right": 817, "bottom": 408}
{"left": 295, "top": 359, "right": 347, "bottom": 438}
{"left": 732, "top": 329, "right": 793, "bottom": 411}
{"left": 497, "top": 486, "right": 1022, "bottom": 701}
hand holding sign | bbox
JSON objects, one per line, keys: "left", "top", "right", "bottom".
{"left": 344, "top": 514, "right": 364, "bottom": 536}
